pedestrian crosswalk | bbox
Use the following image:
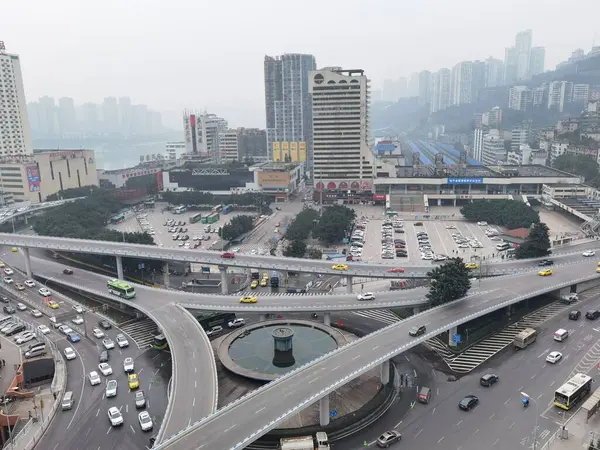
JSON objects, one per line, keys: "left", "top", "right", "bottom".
{"left": 119, "top": 318, "right": 158, "bottom": 349}
{"left": 436, "top": 301, "right": 572, "bottom": 373}
{"left": 351, "top": 309, "right": 400, "bottom": 325}
{"left": 236, "top": 289, "right": 332, "bottom": 297}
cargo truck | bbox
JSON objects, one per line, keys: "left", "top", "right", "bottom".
{"left": 280, "top": 432, "right": 330, "bottom": 450}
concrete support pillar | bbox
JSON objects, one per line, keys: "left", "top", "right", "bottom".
{"left": 437, "top": 198, "right": 442, "bottom": 206}
{"left": 219, "top": 266, "right": 228, "bottom": 295}
{"left": 115, "top": 256, "right": 124, "bottom": 280}
{"left": 23, "top": 248, "right": 32, "bottom": 279}
{"left": 346, "top": 277, "right": 353, "bottom": 293}
{"left": 380, "top": 360, "right": 390, "bottom": 385}
{"left": 448, "top": 326, "right": 458, "bottom": 347}
{"left": 453, "top": 199, "right": 457, "bottom": 207}
{"left": 413, "top": 306, "right": 421, "bottom": 315}
{"left": 319, "top": 395, "right": 330, "bottom": 426}
{"left": 24, "top": 215, "right": 28, "bottom": 225}
{"left": 323, "top": 312, "right": 331, "bottom": 326}
{"left": 163, "top": 263, "right": 170, "bottom": 288}
{"left": 259, "top": 314, "right": 267, "bottom": 322}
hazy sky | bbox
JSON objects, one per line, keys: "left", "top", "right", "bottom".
{"left": 2, "top": 0, "right": 599, "bottom": 129}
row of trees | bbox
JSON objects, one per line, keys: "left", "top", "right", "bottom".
{"left": 283, "top": 208, "right": 320, "bottom": 258}
{"left": 312, "top": 205, "right": 356, "bottom": 245}
{"left": 460, "top": 200, "right": 540, "bottom": 229}
{"left": 161, "top": 191, "right": 266, "bottom": 207}
{"left": 553, "top": 154, "right": 600, "bottom": 188}
{"left": 220, "top": 215, "right": 255, "bottom": 241}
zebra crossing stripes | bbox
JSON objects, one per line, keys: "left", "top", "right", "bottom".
{"left": 350, "top": 309, "right": 400, "bottom": 325}
{"left": 119, "top": 318, "right": 158, "bottom": 349}
{"left": 568, "top": 339, "right": 600, "bottom": 379}
{"left": 236, "top": 290, "right": 329, "bottom": 297}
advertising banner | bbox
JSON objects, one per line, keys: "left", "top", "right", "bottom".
{"left": 372, "top": 194, "right": 386, "bottom": 201}
{"left": 447, "top": 177, "right": 483, "bottom": 184}
{"left": 26, "top": 166, "right": 40, "bottom": 192}
{"left": 257, "top": 171, "right": 290, "bottom": 187}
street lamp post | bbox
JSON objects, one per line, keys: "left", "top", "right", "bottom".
{"left": 521, "top": 391, "right": 539, "bottom": 450}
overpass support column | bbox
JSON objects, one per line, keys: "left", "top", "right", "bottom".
{"left": 380, "top": 359, "right": 390, "bottom": 385}
{"left": 219, "top": 266, "right": 228, "bottom": 295}
{"left": 413, "top": 306, "right": 421, "bottom": 315}
{"left": 259, "top": 314, "right": 267, "bottom": 322}
{"left": 437, "top": 199, "right": 441, "bottom": 206}
{"left": 323, "top": 312, "right": 331, "bottom": 326}
{"left": 23, "top": 248, "right": 32, "bottom": 279}
{"left": 448, "top": 326, "right": 458, "bottom": 347}
{"left": 115, "top": 256, "right": 124, "bottom": 280}
{"left": 346, "top": 277, "right": 353, "bottom": 293}
{"left": 163, "top": 263, "right": 170, "bottom": 288}
{"left": 319, "top": 395, "right": 330, "bottom": 426}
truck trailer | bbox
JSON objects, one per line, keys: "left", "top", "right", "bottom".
{"left": 280, "top": 432, "right": 330, "bottom": 450}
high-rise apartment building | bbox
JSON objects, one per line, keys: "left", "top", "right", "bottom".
{"left": 237, "top": 128, "right": 267, "bottom": 161}
{"left": 473, "top": 128, "right": 484, "bottom": 162}
{"left": 481, "top": 129, "right": 506, "bottom": 165}
{"left": 183, "top": 111, "right": 228, "bottom": 162}
{"left": 35, "top": 96, "right": 58, "bottom": 136}
{"left": 58, "top": 97, "right": 77, "bottom": 135}
{"left": 529, "top": 47, "right": 545, "bottom": 77}
{"left": 471, "top": 61, "right": 486, "bottom": 103}
{"left": 508, "top": 86, "right": 533, "bottom": 111}
{"left": 118, "top": 97, "right": 132, "bottom": 133}
{"left": 504, "top": 47, "right": 518, "bottom": 85}
{"left": 102, "top": 97, "right": 119, "bottom": 133}
{"left": 0, "top": 42, "right": 32, "bottom": 156}
{"left": 548, "top": 81, "right": 574, "bottom": 112}
{"left": 515, "top": 30, "right": 532, "bottom": 80}
{"left": 511, "top": 122, "right": 532, "bottom": 151}
{"left": 418, "top": 70, "right": 432, "bottom": 106}
{"left": 264, "top": 54, "right": 316, "bottom": 165}
{"left": 408, "top": 73, "right": 419, "bottom": 97}
{"left": 451, "top": 61, "right": 473, "bottom": 106}
{"left": 218, "top": 129, "right": 239, "bottom": 162}
{"left": 573, "top": 84, "right": 590, "bottom": 103}
{"left": 430, "top": 69, "right": 451, "bottom": 113}
{"left": 484, "top": 57, "right": 504, "bottom": 88}
{"left": 309, "top": 68, "right": 373, "bottom": 190}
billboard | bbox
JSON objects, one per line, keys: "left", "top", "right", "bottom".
{"left": 257, "top": 171, "right": 291, "bottom": 187}
{"left": 26, "top": 166, "right": 40, "bottom": 192}
{"left": 372, "top": 194, "right": 386, "bottom": 201}
{"left": 447, "top": 177, "right": 483, "bottom": 184}
{"left": 273, "top": 141, "right": 307, "bottom": 162}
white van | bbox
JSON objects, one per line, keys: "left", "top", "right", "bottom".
{"left": 496, "top": 242, "right": 510, "bottom": 251}
{"left": 554, "top": 329, "right": 569, "bottom": 342}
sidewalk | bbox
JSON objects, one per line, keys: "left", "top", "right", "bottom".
{"left": 550, "top": 408, "right": 600, "bottom": 450}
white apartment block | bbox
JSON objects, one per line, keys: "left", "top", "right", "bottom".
{"left": 473, "top": 128, "right": 484, "bottom": 162}
{"left": 481, "top": 129, "right": 506, "bottom": 166}
{"left": 218, "top": 129, "right": 239, "bottom": 162}
{"left": 484, "top": 57, "right": 504, "bottom": 88}
{"left": 430, "top": 69, "right": 451, "bottom": 113}
{"left": 165, "top": 141, "right": 186, "bottom": 160}
{"left": 550, "top": 141, "right": 569, "bottom": 163}
{"left": 309, "top": 68, "right": 373, "bottom": 190}
{"left": 183, "top": 111, "right": 228, "bottom": 162}
{"left": 507, "top": 145, "right": 547, "bottom": 165}
{"left": 0, "top": 43, "right": 33, "bottom": 156}
{"left": 451, "top": 62, "right": 473, "bottom": 105}
{"left": 573, "top": 84, "right": 590, "bottom": 103}
{"left": 548, "top": 81, "right": 573, "bottom": 112}
{"left": 508, "top": 86, "right": 532, "bottom": 111}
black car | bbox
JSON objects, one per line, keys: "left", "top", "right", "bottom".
{"left": 99, "top": 351, "right": 109, "bottom": 362}
{"left": 3, "top": 305, "right": 15, "bottom": 314}
{"left": 569, "top": 310, "right": 581, "bottom": 320}
{"left": 63, "top": 268, "right": 73, "bottom": 275}
{"left": 538, "top": 260, "right": 554, "bottom": 266}
{"left": 586, "top": 310, "right": 600, "bottom": 320}
{"left": 409, "top": 325, "right": 426, "bottom": 337}
{"left": 480, "top": 374, "right": 499, "bottom": 387}
{"left": 459, "top": 395, "right": 479, "bottom": 411}
{"left": 99, "top": 320, "right": 112, "bottom": 330}
{"left": 0, "top": 296, "right": 9, "bottom": 304}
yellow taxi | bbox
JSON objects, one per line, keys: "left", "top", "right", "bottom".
{"left": 239, "top": 295, "right": 258, "bottom": 304}
{"left": 465, "top": 263, "right": 478, "bottom": 270}
{"left": 332, "top": 264, "right": 349, "bottom": 271}
{"left": 48, "top": 300, "right": 60, "bottom": 309}
{"left": 250, "top": 280, "right": 259, "bottom": 289}
{"left": 538, "top": 269, "right": 553, "bottom": 276}
{"left": 596, "top": 267, "right": 600, "bottom": 273}
{"left": 597, "top": 262, "right": 600, "bottom": 267}
{"left": 128, "top": 373, "right": 139, "bottom": 389}
{"left": 14, "top": 283, "right": 25, "bottom": 291}
{"left": 11, "top": 247, "right": 17, "bottom": 253}
{"left": 0, "top": 262, "right": 5, "bottom": 268}
{"left": 262, "top": 273, "right": 269, "bottom": 280}
{"left": 260, "top": 278, "right": 268, "bottom": 287}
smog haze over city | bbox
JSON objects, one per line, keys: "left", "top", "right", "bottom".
{"left": 2, "top": 0, "right": 599, "bottom": 128}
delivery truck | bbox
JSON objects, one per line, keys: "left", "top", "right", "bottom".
{"left": 280, "top": 432, "right": 330, "bottom": 450}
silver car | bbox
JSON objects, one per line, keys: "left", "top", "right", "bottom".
{"left": 105, "top": 379, "right": 117, "bottom": 398}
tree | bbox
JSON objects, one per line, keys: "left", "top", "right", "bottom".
{"left": 515, "top": 222, "right": 551, "bottom": 259}
{"left": 284, "top": 208, "right": 319, "bottom": 241}
{"left": 306, "top": 247, "right": 323, "bottom": 260}
{"left": 426, "top": 258, "right": 471, "bottom": 307}
{"left": 313, "top": 205, "right": 356, "bottom": 245}
{"left": 283, "top": 240, "right": 307, "bottom": 258}
{"left": 460, "top": 200, "right": 539, "bottom": 229}
{"left": 553, "top": 154, "right": 600, "bottom": 188}
{"left": 220, "top": 215, "right": 255, "bottom": 241}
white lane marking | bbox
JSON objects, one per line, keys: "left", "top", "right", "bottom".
{"left": 489, "top": 413, "right": 495, "bottom": 420}
{"left": 456, "top": 420, "right": 463, "bottom": 426}
{"left": 224, "top": 424, "right": 236, "bottom": 433}
{"left": 130, "top": 424, "right": 136, "bottom": 434}
{"left": 309, "top": 377, "right": 319, "bottom": 384}
{"left": 438, "top": 436, "right": 445, "bottom": 444}
{"left": 66, "top": 346, "right": 86, "bottom": 430}
{"left": 394, "top": 420, "right": 402, "bottom": 428}
{"left": 505, "top": 398, "right": 511, "bottom": 405}
{"left": 256, "top": 407, "right": 265, "bottom": 414}
{"left": 432, "top": 407, "right": 436, "bottom": 415}
{"left": 193, "top": 397, "right": 196, "bottom": 407}
{"left": 415, "top": 429, "right": 423, "bottom": 438}
{"left": 331, "top": 366, "right": 340, "bottom": 371}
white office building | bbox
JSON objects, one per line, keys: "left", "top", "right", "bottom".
{"left": 507, "top": 144, "right": 547, "bottom": 165}
{"left": 0, "top": 43, "right": 32, "bottom": 156}
{"left": 548, "top": 81, "right": 574, "bottom": 112}
{"left": 473, "top": 128, "right": 484, "bottom": 162}
{"left": 431, "top": 68, "right": 451, "bottom": 113}
{"left": 309, "top": 68, "right": 373, "bottom": 191}
{"left": 529, "top": 47, "right": 545, "bottom": 77}
{"left": 183, "top": 111, "right": 228, "bottom": 162}
{"left": 218, "top": 129, "right": 239, "bottom": 162}
{"left": 451, "top": 61, "right": 473, "bottom": 105}
{"left": 481, "top": 129, "right": 506, "bottom": 166}
{"left": 484, "top": 57, "right": 504, "bottom": 88}
{"left": 515, "top": 30, "right": 532, "bottom": 80}
{"left": 573, "top": 84, "right": 590, "bottom": 103}
{"left": 508, "top": 86, "right": 533, "bottom": 111}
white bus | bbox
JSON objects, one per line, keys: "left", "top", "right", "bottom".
{"left": 554, "top": 373, "right": 592, "bottom": 410}
{"left": 513, "top": 327, "right": 537, "bottom": 349}
{"left": 173, "top": 205, "right": 187, "bottom": 214}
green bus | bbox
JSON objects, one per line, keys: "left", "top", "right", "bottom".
{"left": 152, "top": 334, "right": 168, "bottom": 350}
{"left": 107, "top": 279, "right": 136, "bottom": 299}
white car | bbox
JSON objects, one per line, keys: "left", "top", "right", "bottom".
{"left": 88, "top": 371, "right": 101, "bottom": 386}
{"left": 123, "top": 357, "right": 134, "bottom": 373}
{"left": 3, "top": 277, "right": 13, "bottom": 284}
{"left": 105, "top": 380, "right": 118, "bottom": 398}
{"left": 92, "top": 328, "right": 105, "bottom": 339}
{"left": 116, "top": 334, "right": 129, "bottom": 348}
{"left": 16, "top": 332, "right": 35, "bottom": 344}
{"left": 72, "top": 305, "right": 83, "bottom": 314}
{"left": 583, "top": 250, "right": 596, "bottom": 257}
{"left": 476, "top": 221, "right": 488, "bottom": 226}
{"left": 138, "top": 411, "right": 153, "bottom": 431}
{"left": 72, "top": 316, "right": 84, "bottom": 325}
{"left": 16, "top": 303, "right": 27, "bottom": 311}
{"left": 103, "top": 338, "right": 115, "bottom": 350}
{"left": 59, "top": 325, "right": 73, "bottom": 335}
{"left": 108, "top": 406, "right": 123, "bottom": 426}
{"left": 357, "top": 292, "right": 375, "bottom": 301}
{"left": 37, "top": 325, "right": 50, "bottom": 335}
{"left": 98, "top": 363, "right": 113, "bottom": 376}
{"left": 24, "top": 280, "right": 35, "bottom": 288}
{"left": 64, "top": 347, "right": 76, "bottom": 360}
{"left": 3, "top": 268, "right": 13, "bottom": 275}
{"left": 227, "top": 318, "right": 245, "bottom": 328}
{"left": 30, "top": 309, "right": 42, "bottom": 318}
{"left": 546, "top": 351, "right": 563, "bottom": 364}
{"left": 38, "top": 288, "right": 51, "bottom": 297}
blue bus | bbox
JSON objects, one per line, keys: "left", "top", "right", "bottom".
{"left": 270, "top": 271, "right": 280, "bottom": 287}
